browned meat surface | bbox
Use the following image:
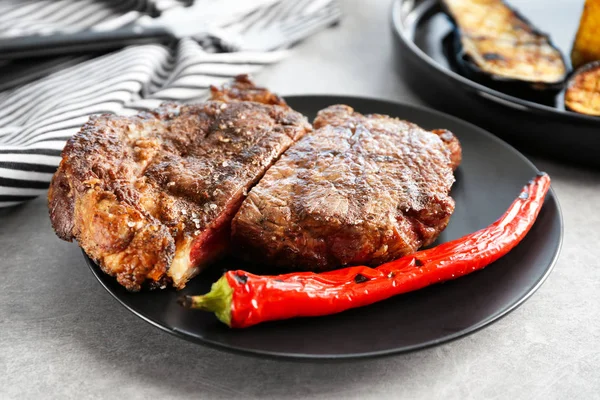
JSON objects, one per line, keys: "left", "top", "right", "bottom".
{"left": 210, "top": 74, "right": 286, "bottom": 106}
{"left": 432, "top": 129, "right": 462, "bottom": 170}
{"left": 48, "top": 76, "right": 311, "bottom": 291}
{"left": 232, "top": 105, "right": 461, "bottom": 271}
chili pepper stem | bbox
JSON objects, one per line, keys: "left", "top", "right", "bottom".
{"left": 179, "top": 275, "right": 233, "bottom": 327}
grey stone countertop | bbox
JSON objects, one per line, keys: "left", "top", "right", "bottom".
{"left": 1, "top": 0, "right": 599, "bottom": 398}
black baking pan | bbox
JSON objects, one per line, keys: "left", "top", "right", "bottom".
{"left": 391, "top": 0, "right": 600, "bottom": 168}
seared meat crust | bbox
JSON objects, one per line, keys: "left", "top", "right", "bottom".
{"left": 210, "top": 74, "right": 287, "bottom": 106}
{"left": 48, "top": 76, "right": 310, "bottom": 291}
{"left": 432, "top": 129, "right": 462, "bottom": 170}
{"left": 232, "top": 105, "right": 460, "bottom": 271}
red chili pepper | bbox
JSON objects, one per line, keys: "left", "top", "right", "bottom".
{"left": 180, "top": 173, "right": 551, "bottom": 328}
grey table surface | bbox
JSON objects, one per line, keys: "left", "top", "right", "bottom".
{"left": 1, "top": 0, "right": 599, "bottom": 399}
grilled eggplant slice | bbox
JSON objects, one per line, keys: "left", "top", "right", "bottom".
{"left": 442, "top": 0, "right": 568, "bottom": 90}
{"left": 565, "top": 61, "right": 600, "bottom": 116}
{"left": 571, "top": 0, "right": 600, "bottom": 69}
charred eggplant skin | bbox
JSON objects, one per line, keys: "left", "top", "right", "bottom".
{"left": 440, "top": 0, "right": 568, "bottom": 90}
{"left": 442, "top": 31, "right": 559, "bottom": 105}
{"left": 565, "top": 61, "right": 600, "bottom": 116}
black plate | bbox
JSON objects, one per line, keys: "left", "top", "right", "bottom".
{"left": 392, "top": 0, "right": 600, "bottom": 168}
{"left": 86, "top": 95, "right": 563, "bottom": 360}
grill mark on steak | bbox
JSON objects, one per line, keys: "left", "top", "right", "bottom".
{"left": 48, "top": 76, "right": 311, "bottom": 291}
{"left": 231, "top": 104, "right": 461, "bottom": 272}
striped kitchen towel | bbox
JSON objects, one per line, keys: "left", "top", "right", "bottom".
{"left": 0, "top": 0, "right": 192, "bottom": 38}
{"left": 0, "top": 0, "right": 340, "bottom": 209}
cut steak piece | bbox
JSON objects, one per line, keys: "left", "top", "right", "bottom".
{"left": 48, "top": 76, "right": 311, "bottom": 291}
{"left": 231, "top": 104, "right": 461, "bottom": 271}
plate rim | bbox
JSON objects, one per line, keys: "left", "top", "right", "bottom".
{"left": 85, "top": 94, "right": 564, "bottom": 361}
{"left": 391, "top": 0, "right": 600, "bottom": 124}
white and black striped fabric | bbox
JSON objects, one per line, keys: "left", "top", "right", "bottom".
{"left": 0, "top": 0, "right": 192, "bottom": 38}
{"left": 0, "top": 0, "right": 340, "bottom": 209}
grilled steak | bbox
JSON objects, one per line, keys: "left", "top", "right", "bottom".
{"left": 48, "top": 76, "right": 311, "bottom": 291}
{"left": 232, "top": 105, "right": 461, "bottom": 271}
